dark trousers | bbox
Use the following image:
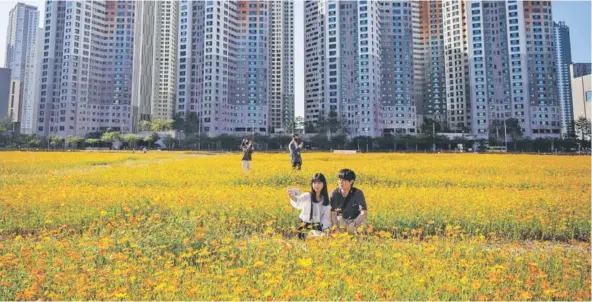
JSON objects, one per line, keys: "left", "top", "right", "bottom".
{"left": 297, "top": 219, "right": 322, "bottom": 239}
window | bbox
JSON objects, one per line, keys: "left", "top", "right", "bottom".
{"left": 586, "top": 90, "right": 592, "bottom": 102}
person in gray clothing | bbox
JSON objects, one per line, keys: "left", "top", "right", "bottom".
{"left": 329, "top": 169, "right": 368, "bottom": 233}
{"left": 240, "top": 138, "right": 253, "bottom": 172}
{"left": 289, "top": 134, "right": 303, "bottom": 170}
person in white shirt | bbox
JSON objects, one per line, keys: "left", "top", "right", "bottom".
{"left": 287, "top": 173, "right": 331, "bottom": 239}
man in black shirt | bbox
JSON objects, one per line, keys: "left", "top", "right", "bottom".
{"left": 329, "top": 169, "right": 368, "bottom": 233}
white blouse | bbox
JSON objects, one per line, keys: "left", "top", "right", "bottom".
{"left": 289, "top": 192, "right": 331, "bottom": 229}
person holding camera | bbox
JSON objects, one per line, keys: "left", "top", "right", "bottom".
{"left": 329, "top": 169, "right": 368, "bottom": 234}
{"left": 287, "top": 173, "right": 331, "bottom": 239}
{"left": 289, "top": 134, "right": 303, "bottom": 170}
{"left": 240, "top": 138, "right": 253, "bottom": 172}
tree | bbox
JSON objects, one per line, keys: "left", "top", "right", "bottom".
{"left": 28, "top": 137, "right": 41, "bottom": 148}
{"left": 138, "top": 120, "right": 152, "bottom": 131}
{"left": 65, "top": 136, "right": 84, "bottom": 149}
{"left": 163, "top": 119, "right": 174, "bottom": 131}
{"left": 488, "top": 120, "right": 505, "bottom": 142}
{"left": 85, "top": 138, "right": 101, "bottom": 147}
{"left": 0, "top": 116, "right": 11, "bottom": 133}
{"left": 304, "top": 121, "right": 316, "bottom": 133}
{"left": 184, "top": 112, "right": 200, "bottom": 134}
{"left": 151, "top": 119, "right": 174, "bottom": 131}
{"left": 331, "top": 134, "right": 348, "bottom": 149}
{"left": 505, "top": 118, "right": 523, "bottom": 141}
{"left": 49, "top": 135, "right": 62, "bottom": 149}
{"left": 100, "top": 132, "right": 121, "bottom": 149}
{"left": 310, "top": 133, "right": 330, "bottom": 150}
{"left": 375, "top": 133, "right": 394, "bottom": 150}
{"left": 420, "top": 117, "right": 442, "bottom": 136}
{"left": 162, "top": 134, "right": 175, "bottom": 150}
{"left": 283, "top": 116, "right": 305, "bottom": 135}
{"left": 574, "top": 117, "right": 591, "bottom": 143}
{"left": 172, "top": 113, "right": 185, "bottom": 131}
{"left": 268, "top": 135, "right": 292, "bottom": 150}
{"left": 123, "top": 133, "right": 142, "bottom": 149}
{"left": 315, "top": 115, "right": 328, "bottom": 134}
{"left": 504, "top": 118, "right": 523, "bottom": 150}
{"left": 215, "top": 134, "right": 242, "bottom": 151}
{"left": 326, "top": 110, "right": 351, "bottom": 141}
{"left": 144, "top": 132, "right": 160, "bottom": 148}
{"left": 284, "top": 118, "right": 296, "bottom": 135}
{"left": 327, "top": 110, "right": 340, "bottom": 136}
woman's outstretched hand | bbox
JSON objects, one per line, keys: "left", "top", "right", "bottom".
{"left": 287, "top": 188, "right": 299, "bottom": 202}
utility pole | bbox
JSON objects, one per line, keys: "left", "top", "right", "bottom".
{"left": 198, "top": 113, "right": 201, "bottom": 150}
{"left": 251, "top": 113, "right": 255, "bottom": 147}
{"left": 432, "top": 122, "right": 436, "bottom": 152}
{"left": 503, "top": 119, "right": 508, "bottom": 152}
{"left": 496, "top": 125, "right": 499, "bottom": 141}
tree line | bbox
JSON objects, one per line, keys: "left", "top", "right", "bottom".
{"left": 1, "top": 114, "right": 590, "bottom": 153}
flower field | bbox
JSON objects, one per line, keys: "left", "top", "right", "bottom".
{"left": 0, "top": 151, "right": 590, "bottom": 300}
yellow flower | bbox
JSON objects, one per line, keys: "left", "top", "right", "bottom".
{"left": 297, "top": 258, "right": 313, "bottom": 269}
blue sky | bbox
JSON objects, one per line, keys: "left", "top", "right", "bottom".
{"left": 0, "top": 0, "right": 589, "bottom": 118}
{"left": 551, "top": 0, "right": 591, "bottom": 64}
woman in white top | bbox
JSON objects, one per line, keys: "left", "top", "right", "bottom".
{"left": 287, "top": 173, "right": 331, "bottom": 239}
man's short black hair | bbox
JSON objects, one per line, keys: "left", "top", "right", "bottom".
{"left": 338, "top": 169, "right": 356, "bottom": 181}
{"left": 292, "top": 134, "right": 299, "bottom": 139}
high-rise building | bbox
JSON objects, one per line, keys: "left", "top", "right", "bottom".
{"left": 378, "top": 1, "right": 416, "bottom": 136}
{"left": 21, "top": 27, "right": 45, "bottom": 134}
{"left": 442, "top": 0, "right": 471, "bottom": 133}
{"left": 572, "top": 63, "right": 592, "bottom": 78}
{"left": 36, "top": 1, "right": 135, "bottom": 138}
{"left": 304, "top": 0, "right": 416, "bottom": 137}
{"left": 132, "top": 0, "right": 178, "bottom": 127}
{"left": 468, "top": 0, "right": 560, "bottom": 139}
{"left": 4, "top": 3, "right": 40, "bottom": 132}
{"left": 176, "top": 0, "right": 294, "bottom": 137}
{"left": 303, "top": 0, "right": 325, "bottom": 128}
{"left": 553, "top": 21, "right": 573, "bottom": 137}
{"left": 570, "top": 65, "right": 591, "bottom": 121}
{"left": 413, "top": 0, "right": 447, "bottom": 130}
{"left": 268, "top": 1, "right": 294, "bottom": 133}
{"left": 0, "top": 68, "right": 11, "bottom": 119}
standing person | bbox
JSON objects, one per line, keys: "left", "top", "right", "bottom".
{"left": 287, "top": 173, "right": 331, "bottom": 239}
{"left": 240, "top": 138, "right": 253, "bottom": 172}
{"left": 329, "top": 169, "right": 368, "bottom": 234}
{"left": 289, "top": 134, "right": 303, "bottom": 170}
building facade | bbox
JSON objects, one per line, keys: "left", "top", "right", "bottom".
{"left": 413, "top": 0, "right": 447, "bottom": 129}
{"left": 572, "top": 63, "right": 591, "bottom": 78}
{"left": 36, "top": 0, "right": 135, "bottom": 138}
{"left": 571, "top": 66, "right": 591, "bottom": 121}
{"left": 468, "top": 0, "right": 560, "bottom": 139}
{"left": 176, "top": 0, "right": 294, "bottom": 137}
{"left": 268, "top": 0, "right": 294, "bottom": 133}
{"left": 304, "top": 0, "right": 416, "bottom": 137}
{"left": 131, "top": 0, "right": 178, "bottom": 127}
{"left": 553, "top": 21, "right": 573, "bottom": 137}
{"left": 0, "top": 68, "right": 11, "bottom": 119}
{"left": 4, "top": 3, "right": 40, "bottom": 133}
{"left": 442, "top": 0, "right": 471, "bottom": 133}
{"left": 303, "top": 0, "right": 325, "bottom": 127}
